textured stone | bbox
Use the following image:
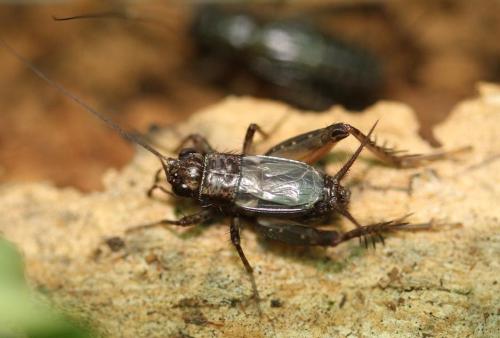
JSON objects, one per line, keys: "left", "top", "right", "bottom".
{"left": 1, "top": 86, "right": 499, "bottom": 337}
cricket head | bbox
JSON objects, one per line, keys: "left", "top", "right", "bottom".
{"left": 164, "top": 148, "right": 204, "bottom": 198}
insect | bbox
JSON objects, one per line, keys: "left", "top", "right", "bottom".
{"left": 191, "top": 5, "right": 383, "bottom": 111}
{"left": 52, "top": 4, "right": 383, "bottom": 111}
{"left": 1, "top": 39, "right": 463, "bottom": 301}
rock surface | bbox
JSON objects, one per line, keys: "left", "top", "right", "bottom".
{"left": 1, "top": 85, "right": 499, "bottom": 337}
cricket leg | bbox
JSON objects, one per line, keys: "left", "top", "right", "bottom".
{"left": 337, "top": 218, "right": 411, "bottom": 248}
{"left": 345, "top": 124, "right": 471, "bottom": 168}
{"left": 230, "top": 217, "right": 260, "bottom": 303}
{"left": 125, "top": 209, "right": 214, "bottom": 233}
{"left": 255, "top": 219, "right": 341, "bottom": 246}
{"left": 264, "top": 123, "right": 350, "bottom": 163}
{"left": 242, "top": 123, "right": 269, "bottom": 155}
{"left": 146, "top": 168, "right": 175, "bottom": 198}
{"left": 256, "top": 217, "right": 410, "bottom": 249}
{"left": 265, "top": 122, "right": 470, "bottom": 167}
{"left": 174, "top": 134, "right": 214, "bottom": 154}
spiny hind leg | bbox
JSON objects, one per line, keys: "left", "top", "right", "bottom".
{"left": 265, "top": 122, "right": 469, "bottom": 167}
{"left": 255, "top": 217, "right": 410, "bottom": 249}
{"left": 346, "top": 124, "right": 471, "bottom": 168}
{"left": 264, "top": 123, "right": 350, "bottom": 164}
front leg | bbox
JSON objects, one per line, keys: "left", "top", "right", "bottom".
{"left": 265, "top": 122, "right": 469, "bottom": 167}
{"left": 125, "top": 209, "right": 214, "bottom": 233}
{"left": 146, "top": 167, "right": 176, "bottom": 198}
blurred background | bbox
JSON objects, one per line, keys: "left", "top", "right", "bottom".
{"left": 1, "top": 0, "right": 499, "bottom": 191}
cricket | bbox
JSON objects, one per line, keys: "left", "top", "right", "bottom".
{"left": 0, "top": 38, "right": 465, "bottom": 301}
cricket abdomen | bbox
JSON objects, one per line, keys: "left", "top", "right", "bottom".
{"left": 235, "top": 155, "right": 325, "bottom": 214}
{"left": 198, "top": 154, "right": 325, "bottom": 215}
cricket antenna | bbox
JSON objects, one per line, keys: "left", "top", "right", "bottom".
{"left": 52, "top": 11, "right": 132, "bottom": 22}
{"left": 0, "top": 38, "right": 168, "bottom": 162}
{"left": 52, "top": 10, "right": 159, "bottom": 24}
{"left": 52, "top": 11, "right": 131, "bottom": 21}
{"left": 334, "top": 120, "right": 378, "bottom": 181}
{"left": 52, "top": 9, "right": 169, "bottom": 30}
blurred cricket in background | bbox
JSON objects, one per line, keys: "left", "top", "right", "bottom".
{"left": 53, "top": 2, "right": 387, "bottom": 111}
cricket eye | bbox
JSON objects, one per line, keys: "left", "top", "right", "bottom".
{"left": 172, "top": 184, "right": 191, "bottom": 197}
{"left": 179, "top": 148, "right": 197, "bottom": 160}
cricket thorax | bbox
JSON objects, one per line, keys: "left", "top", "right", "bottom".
{"left": 199, "top": 153, "right": 242, "bottom": 201}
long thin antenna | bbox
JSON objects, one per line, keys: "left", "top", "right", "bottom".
{"left": 334, "top": 120, "right": 378, "bottom": 181}
{"left": 52, "top": 10, "right": 170, "bottom": 30}
{"left": 0, "top": 38, "right": 168, "bottom": 161}
{"left": 52, "top": 11, "right": 131, "bottom": 22}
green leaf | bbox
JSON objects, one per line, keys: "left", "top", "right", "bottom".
{"left": 0, "top": 237, "right": 95, "bottom": 338}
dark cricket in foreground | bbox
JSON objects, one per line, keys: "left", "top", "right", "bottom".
{"left": 1, "top": 39, "right": 465, "bottom": 301}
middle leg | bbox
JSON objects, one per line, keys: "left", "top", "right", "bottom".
{"left": 230, "top": 217, "right": 253, "bottom": 273}
{"left": 174, "top": 134, "right": 214, "bottom": 154}
{"left": 242, "top": 123, "right": 269, "bottom": 155}
{"left": 230, "top": 217, "right": 260, "bottom": 302}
